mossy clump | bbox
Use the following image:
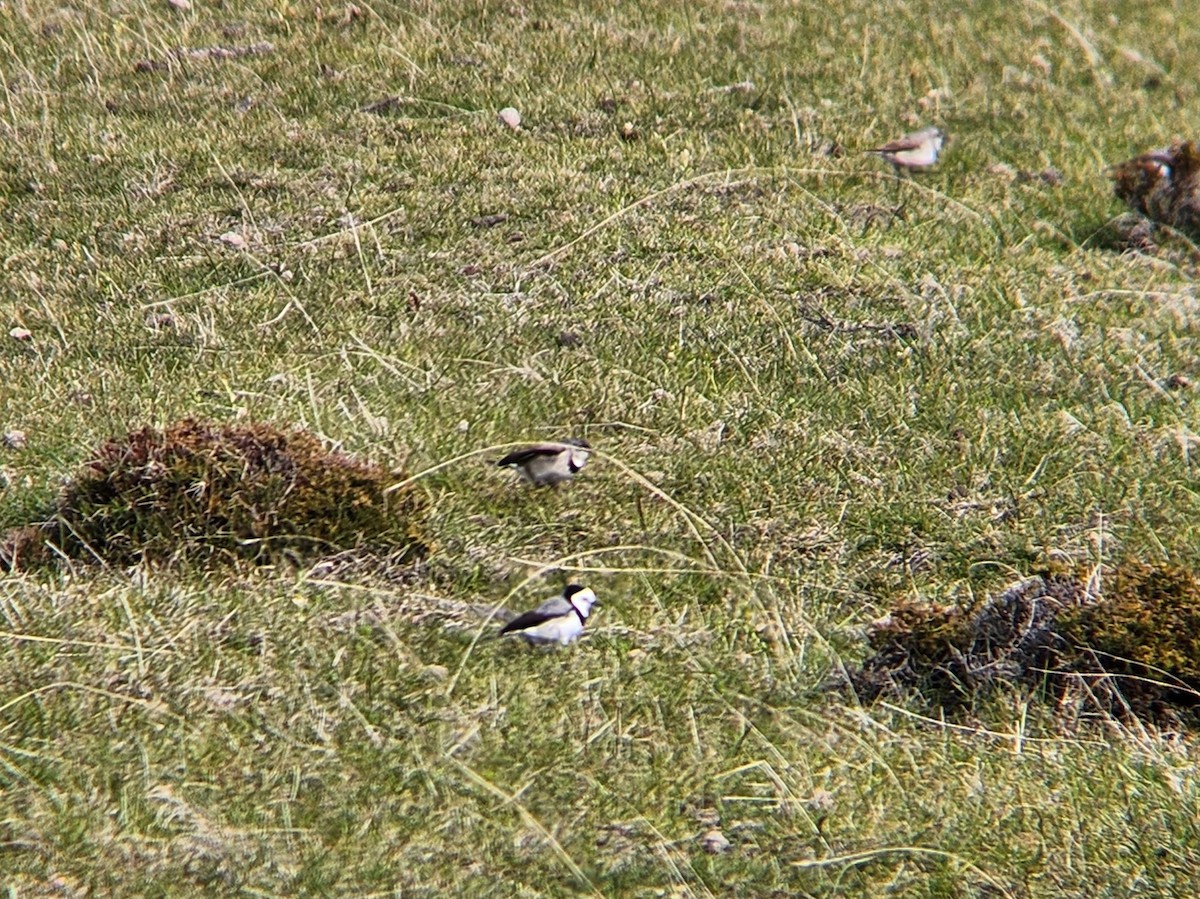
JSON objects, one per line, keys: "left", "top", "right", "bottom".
{"left": 2, "top": 419, "right": 427, "bottom": 569}
{"left": 0, "top": 524, "right": 56, "bottom": 571}
{"left": 1110, "top": 140, "right": 1200, "bottom": 237}
{"left": 1058, "top": 562, "right": 1200, "bottom": 691}
{"left": 848, "top": 574, "right": 1088, "bottom": 707}
{"left": 848, "top": 563, "right": 1200, "bottom": 729}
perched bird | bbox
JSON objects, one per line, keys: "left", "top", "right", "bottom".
{"left": 496, "top": 438, "right": 590, "bottom": 487}
{"left": 499, "top": 584, "right": 600, "bottom": 645}
{"left": 866, "top": 126, "right": 946, "bottom": 174}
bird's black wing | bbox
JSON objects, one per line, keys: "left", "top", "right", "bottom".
{"left": 499, "top": 608, "right": 558, "bottom": 634}
{"left": 496, "top": 445, "right": 560, "bottom": 467}
{"left": 498, "top": 597, "right": 573, "bottom": 634}
{"left": 867, "top": 135, "right": 921, "bottom": 154}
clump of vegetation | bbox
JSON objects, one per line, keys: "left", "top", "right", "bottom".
{"left": 1110, "top": 140, "right": 1200, "bottom": 237}
{"left": 1, "top": 419, "right": 427, "bottom": 570}
{"left": 848, "top": 573, "right": 1089, "bottom": 706}
{"left": 1057, "top": 563, "right": 1200, "bottom": 719}
{"left": 849, "top": 563, "right": 1200, "bottom": 729}
{"left": 0, "top": 524, "right": 55, "bottom": 571}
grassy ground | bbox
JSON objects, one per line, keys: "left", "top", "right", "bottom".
{"left": 3, "top": 0, "right": 1200, "bottom": 894}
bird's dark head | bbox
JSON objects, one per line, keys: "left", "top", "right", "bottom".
{"left": 563, "top": 584, "right": 599, "bottom": 616}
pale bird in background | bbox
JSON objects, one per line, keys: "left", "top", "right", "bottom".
{"left": 496, "top": 438, "right": 591, "bottom": 487}
{"left": 499, "top": 584, "right": 600, "bottom": 645}
{"left": 866, "top": 126, "right": 946, "bottom": 174}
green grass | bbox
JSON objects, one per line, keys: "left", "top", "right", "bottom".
{"left": 3, "top": 0, "right": 1200, "bottom": 894}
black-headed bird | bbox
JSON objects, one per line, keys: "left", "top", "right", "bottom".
{"left": 499, "top": 584, "right": 599, "bottom": 645}
{"left": 496, "top": 438, "right": 591, "bottom": 487}
{"left": 867, "top": 126, "right": 946, "bottom": 175}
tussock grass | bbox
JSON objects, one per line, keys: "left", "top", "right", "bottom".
{"left": 3, "top": 0, "right": 1200, "bottom": 893}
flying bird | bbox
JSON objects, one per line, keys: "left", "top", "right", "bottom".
{"left": 499, "top": 584, "right": 600, "bottom": 645}
{"left": 866, "top": 126, "right": 946, "bottom": 174}
{"left": 496, "top": 438, "right": 591, "bottom": 487}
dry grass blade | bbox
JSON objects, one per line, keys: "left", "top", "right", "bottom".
{"left": 446, "top": 756, "right": 603, "bottom": 897}
{"left": 791, "top": 846, "right": 1014, "bottom": 898}
{"left": 4, "top": 0, "right": 1200, "bottom": 893}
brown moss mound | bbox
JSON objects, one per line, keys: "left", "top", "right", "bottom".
{"left": 1110, "top": 140, "right": 1200, "bottom": 236}
{"left": 1, "top": 419, "right": 427, "bottom": 569}
{"left": 849, "top": 563, "right": 1200, "bottom": 729}
{"left": 1, "top": 525, "right": 53, "bottom": 571}
{"left": 1059, "top": 563, "right": 1200, "bottom": 693}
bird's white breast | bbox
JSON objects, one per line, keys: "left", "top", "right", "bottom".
{"left": 523, "top": 453, "right": 574, "bottom": 485}
{"left": 893, "top": 138, "right": 941, "bottom": 167}
{"left": 517, "top": 614, "right": 586, "bottom": 645}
